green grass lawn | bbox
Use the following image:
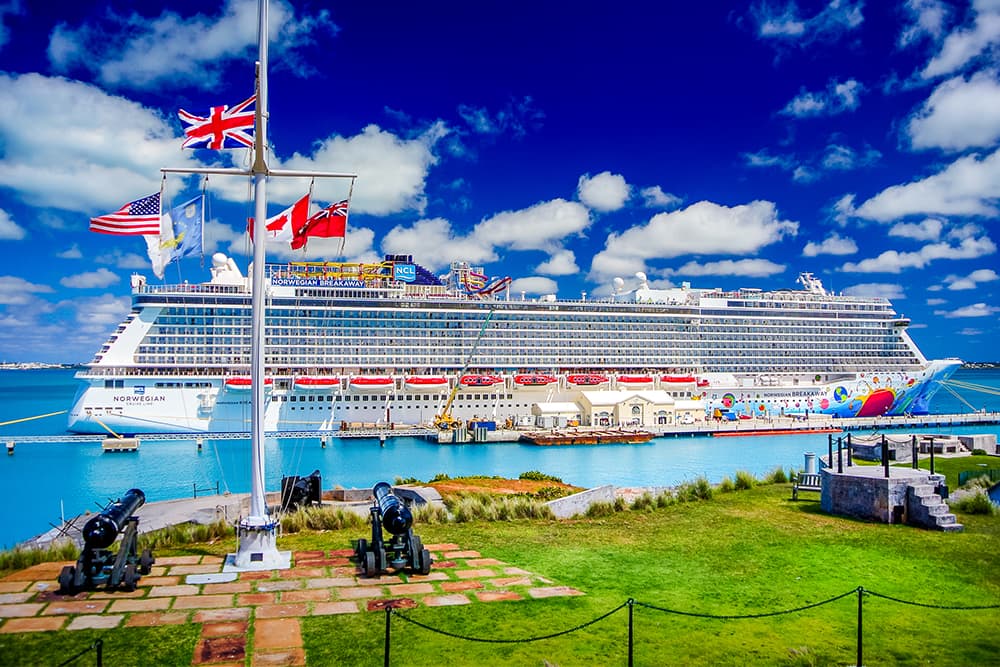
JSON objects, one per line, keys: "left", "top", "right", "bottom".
{"left": 2, "top": 480, "right": 999, "bottom": 666}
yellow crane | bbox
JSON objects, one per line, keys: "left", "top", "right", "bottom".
{"left": 434, "top": 311, "right": 494, "bottom": 430}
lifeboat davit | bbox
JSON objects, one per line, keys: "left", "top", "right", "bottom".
{"left": 349, "top": 376, "right": 394, "bottom": 391}
{"left": 225, "top": 377, "right": 273, "bottom": 390}
{"left": 566, "top": 374, "right": 609, "bottom": 386}
{"left": 513, "top": 374, "right": 557, "bottom": 387}
{"left": 294, "top": 376, "right": 340, "bottom": 390}
{"left": 405, "top": 376, "right": 448, "bottom": 390}
{"left": 617, "top": 375, "right": 654, "bottom": 388}
{"left": 460, "top": 374, "right": 504, "bottom": 387}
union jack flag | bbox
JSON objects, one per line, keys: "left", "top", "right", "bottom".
{"left": 178, "top": 95, "right": 256, "bottom": 149}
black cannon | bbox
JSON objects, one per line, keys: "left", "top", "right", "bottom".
{"left": 58, "top": 488, "right": 154, "bottom": 593}
{"left": 280, "top": 470, "right": 322, "bottom": 512}
{"left": 355, "top": 482, "right": 431, "bottom": 577}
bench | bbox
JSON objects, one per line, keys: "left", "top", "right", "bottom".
{"left": 792, "top": 472, "right": 822, "bottom": 500}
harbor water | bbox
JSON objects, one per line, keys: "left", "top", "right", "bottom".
{"left": 1, "top": 367, "right": 998, "bottom": 548}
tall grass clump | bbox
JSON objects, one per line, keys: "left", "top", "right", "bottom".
{"left": 718, "top": 476, "right": 735, "bottom": 493}
{"left": 949, "top": 490, "right": 997, "bottom": 516}
{"left": 139, "top": 518, "right": 233, "bottom": 551}
{"left": 676, "top": 476, "right": 714, "bottom": 502}
{"left": 764, "top": 467, "right": 790, "bottom": 484}
{"left": 630, "top": 492, "right": 656, "bottom": 512}
{"left": 519, "top": 471, "right": 564, "bottom": 484}
{"left": 413, "top": 503, "right": 450, "bottom": 524}
{"left": 0, "top": 541, "right": 79, "bottom": 576}
{"left": 445, "top": 492, "right": 554, "bottom": 522}
{"left": 281, "top": 506, "right": 366, "bottom": 533}
{"left": 734, "top": 470, "right": 757, "bottom": 491}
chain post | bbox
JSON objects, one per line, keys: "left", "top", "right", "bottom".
{"left": 856, "top": 586, "right": 864, "bottom": 667}
{"left": 384, "top": 607, "right": 392, "bottom": 667}
{"left": 627, "top": 598, "right": 634, "bottom": 667}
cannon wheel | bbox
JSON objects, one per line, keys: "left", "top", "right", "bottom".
{"left": 355, "top": 538, "right": 369, "bottom": 561}
{"left": 373, "top": 544, "right": 386, "bottom": 574}
{"left": 407, "top": 535, "right": 423, "bottom": 569}
{"left": 418, "top": 548, "right": 432, "bottom": 575}
{"left": 121, "top": 563, "right": 138, "bottom": 592}
{"left": 363, "top": 551, "right": 376, "bottom": 577}
{"left": 139, "top": 549, "right": 154, "bottom": 575}
{"left": 58, "top": 566, "right": 76, "bottom": 594}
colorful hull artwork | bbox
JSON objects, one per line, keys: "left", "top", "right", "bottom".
{"left": 703, "top": 360, "right": 960, "bottom": 418}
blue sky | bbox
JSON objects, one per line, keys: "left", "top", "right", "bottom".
{"left": 0, "top": 0, "right": 997, "bottom": 364}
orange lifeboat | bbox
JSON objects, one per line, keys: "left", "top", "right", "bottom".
{"left": 617, "top": 375, "right": 654, "bottom": 388}
{"left": 460, "top": 374, "right": 504, "bottom": 387}
{"left": 566, "top": 374, "right": 609, "bottom": 386}
{"left": 349, "top": 376, "right": 394, "bottom": 390}
{"left": 661, "top": 375, "right": 696, "bottom": 384}
{"left": 294, "top": 376, "right": 340, "bottom": 390}
{"left": 513, "top": 374, "right": 557, "bottom": 387}
{"left": 225, "top": 377, "right": 273, "bottom": 390}
{"left": 405, "top": 376, "right": 448, "bottom": 390}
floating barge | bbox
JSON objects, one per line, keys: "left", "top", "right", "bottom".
{"left": 520, "top": 429, "right": 655, "bottom": 446}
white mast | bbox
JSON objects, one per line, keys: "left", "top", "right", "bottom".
{"left": 163, "top": 0, "right": 355, "bottom": 571}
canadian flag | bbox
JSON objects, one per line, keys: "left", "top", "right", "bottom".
{"left": 247, "top": 193, "right": 310, "bottom": 243}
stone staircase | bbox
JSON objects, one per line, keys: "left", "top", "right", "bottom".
{"left": 906, "top": 482, "right": 964, "bottom": 532}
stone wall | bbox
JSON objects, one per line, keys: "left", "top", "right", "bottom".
{"left": 545, "top": 485, "right": 616, "bottom": 519}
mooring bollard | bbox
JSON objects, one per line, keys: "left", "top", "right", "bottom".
{"left": 881, "top": 434, "right": 889, "bottom": 478}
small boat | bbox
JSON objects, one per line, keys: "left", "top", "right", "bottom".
{"left": 697, "top": 379, "right": 710, "bottom": 387}
{"left": 661, "top": 375, "right": 696, "bottom": 384}
{"left": 349, "top": 376, "right": 394, "bottom": 390}
{"left": 225, "top": 377, "right": 273, "bottom": 390}
{"left": 460, "top": 374, "right": 504, "bottom": 387}
{"left": 405, "top": 376, "right": 448, "bottom": 390}
{"left": 513, "top": 374, "right": 557, "bottom": 387}
{"left": 294, "top": 376, "right": 340, "bottom": 390}
{"left": 566, "top": 373, "right": 609, "bottom": 386}
{"left": 617, "top": 375, "right": 654, "bottom": 387}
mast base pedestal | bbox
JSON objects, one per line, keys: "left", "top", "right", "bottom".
{"left": 223, "top": 519, "right": 291, "bottom": 572}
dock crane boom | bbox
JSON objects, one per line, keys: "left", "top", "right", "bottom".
{"left": 434, "top": 311, "right": 494, "bottom": 429}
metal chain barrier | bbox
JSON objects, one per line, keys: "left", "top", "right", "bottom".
{"left": 866, "top": 589, "right": 1000, "bottom": 610}
{"left": 390, "top": 600, "right": 629, "bottom": 643}
{"left": 634, "top": 587, "right": 859, "bottom": 619}
{"left": 56, "top": 638, "right": 103, "bottom": 667}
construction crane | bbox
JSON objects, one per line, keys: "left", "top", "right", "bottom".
{"left": 434, "top": 311, "right": 494, "bottom": 430}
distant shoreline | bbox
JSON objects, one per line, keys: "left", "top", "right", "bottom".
{"left": 0, "top": 362, "right": 78, "bottom": 370}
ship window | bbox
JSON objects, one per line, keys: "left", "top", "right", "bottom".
{"left": 326, "top": 395, "right": 333, "bottom": 401}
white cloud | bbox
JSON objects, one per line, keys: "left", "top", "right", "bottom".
{"left": 888, "top": 218, "right": 943, "bottom": 241}
{"left": 577, "top": 172, "right": 631, "bottom": 212}
{"left": 0, "top": 73, "right": 200, "bottom": 215}
{"left": 921, "top": 3, "right": 1000, "bottom": 78}
{"left": 792, "top": 165, "right": 819, "bottom": 183}
{"left": 899, "top": 0, "right": 952, "bottom": 48}
{"left": 821, "top": 143, "right": 881, "bottom": 170}
{"left": 60, "top": 268, "right": 120, "bottom": 289}
{"left": 852, "top": 148, "right": 1000, "bottom": 220}
{"left": 752, "top": 0, "right": 864, "bottom": 44}
{"left": 0, "top": 1, "right": 21, "bottom": 51}
{"left": 509, "top": 276, "right": 558, "bottom": 296}
{"left": 940, "top": 302, "right": 1000, "bottom": 317}
{"left": 0, "top": 275, "right": 54, "bottom": 305}
{"left": 907, "top": 71, "right": 1000, "bottom": 150}
{"left": 840, "top": 236, "right": 996, "bottom": 273}
{"left": 280, "top": 123, "right": 445, "bottom": 216}
{"left": 589, "top": 200, "right": 798, "bottom": 282}
{"left": 802, "top": 232, "right": 858, "bottom": 256}
{"left": 66, "top": 294, "right": 132, "bottom": 330}
{"left": 743, "top": 149, "right": 794, "bottom": 169}
{"left": 536, "top": 250, "right": 579, "bottom": 276}
{"left": 48, "top": 0, "right": 335, "bottom": 89}
{"left": 473, "top": 199, "right": 591, "bottom": 251}
{"left": 456, "top": 96, "right": 544, "bottom": 139}
{"left": 781, "top": 79, "right": 864, "bottom": 117}
{"left": 381, "top": 218, "right": 496, "bottom": 272}
{"left": 664, "top": 259, "right": 785, "bottom": 278}
{"left": 943, "top": 268, "right": 1000, "bottom": 290}
{"left": 94, "top": 249, "right": 154, "bottom": 270}
{"left": 640, "top": 186, "right": 682, "bottom": 209}
{"left": 57, "top": 244, "right": 83, "bottom": 259}
{"left": 842, "top": 283, "right": 906, "bottom": 299}
{"left": 0, "top": 208, "right": 25, "bottom": 240}
{"left": 926, "top": 297, "right": 947, "bottom": 305}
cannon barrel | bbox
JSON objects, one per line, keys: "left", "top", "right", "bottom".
{"left": 372, "top": 482, "right": 412, "bottom": 535}
{"left": 82, "top": 488, "right": 146, "bottom": 549}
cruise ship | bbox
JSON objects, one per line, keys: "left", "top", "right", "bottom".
{"left": 67, "top": 254, "right": 960, "bottom": 433}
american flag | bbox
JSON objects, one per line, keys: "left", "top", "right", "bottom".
{"left": 178, "top": 95, "right": 256, "bottom": 150}
{"left": 89, "top": 193, "right": 161, "bottom": 235}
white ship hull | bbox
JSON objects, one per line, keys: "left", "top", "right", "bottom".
{"left": 67, "top": 359, "right": 960, "bottom": 434}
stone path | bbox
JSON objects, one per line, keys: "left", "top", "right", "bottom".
{"left": 0, "top": 544, "right": 583, "bottom": 665}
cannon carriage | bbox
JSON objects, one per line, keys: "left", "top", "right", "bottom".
{"left": 58, "top": 488, "right": 155, "bottom": 593}
{"left": 355, "top": 482, "right": 432, "bottom": 577}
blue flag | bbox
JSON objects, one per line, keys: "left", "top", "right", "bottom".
{"left": 145, "top": 195, "right": 204, "bottom": 279}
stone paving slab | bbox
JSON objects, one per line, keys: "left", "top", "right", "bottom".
{"left": 66, "top": 614, "right": 124, "bottom": 630}
{"left": 254, "top": 618, "right": 301, "bottom": 649}
{"left": 0, "top": 616, "right": 66, "bottom": 632}
{"left": 125, "top": 611, "right": 190, "bottom": 627}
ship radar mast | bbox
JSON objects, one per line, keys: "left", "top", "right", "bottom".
{"left": 797, "top": 272, "right": 828, "bottom": 296}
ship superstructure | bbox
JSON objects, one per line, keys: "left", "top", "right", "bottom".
{"left": 67, "top": 254, "right": 960, "bottom": 433}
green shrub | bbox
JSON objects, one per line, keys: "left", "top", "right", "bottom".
{"left": 950, "top": 491, "right": 997, "bottom": 515}
{"left": 519, "top": 470, "right": 564, "bottom": 484}
{"left": 718, "top": 477, "right": 735, "bottom": 493}
{"left": 280, "top": 506, "right": 366, "bottom": 533}
{"left": 655, "top": 490, "right": 676, "bottom": 508}
{"left": 971, "top": 448, "right": 988, "bottom": 456}
{"left": 394, "top": 476, "right": 421, "bottom": 485}
{"left": 429, "top": 473, "right": 451, "bottom": 482}
{"left": 534, "top": 485, "right": 571, "bottom": 501}
{"left": 584, "top": 500, "right": 619, "bottom": 518}
{"left": 0, "top": 541, "right": 79, "bottom": 576}
{"left": 413, "top": 503, "right": 450, "bottom": 524}
{"left": 139, "top": 519, "right": 232, "bottom": 551}
{"left": 764, "top": 467, "right": 789, "bottom": 484}
{"left": 630, "top": 493, "right": 655, "bottom": 511}
{"left": 734, "top": 470, "right": 757, "bottom": 491}
{"left": 676, "top": 477, "right": 713, "bottom": 502}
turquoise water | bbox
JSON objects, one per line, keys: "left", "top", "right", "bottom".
{"left": 1, "top": 368, "right": 997, "bottom": 548}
